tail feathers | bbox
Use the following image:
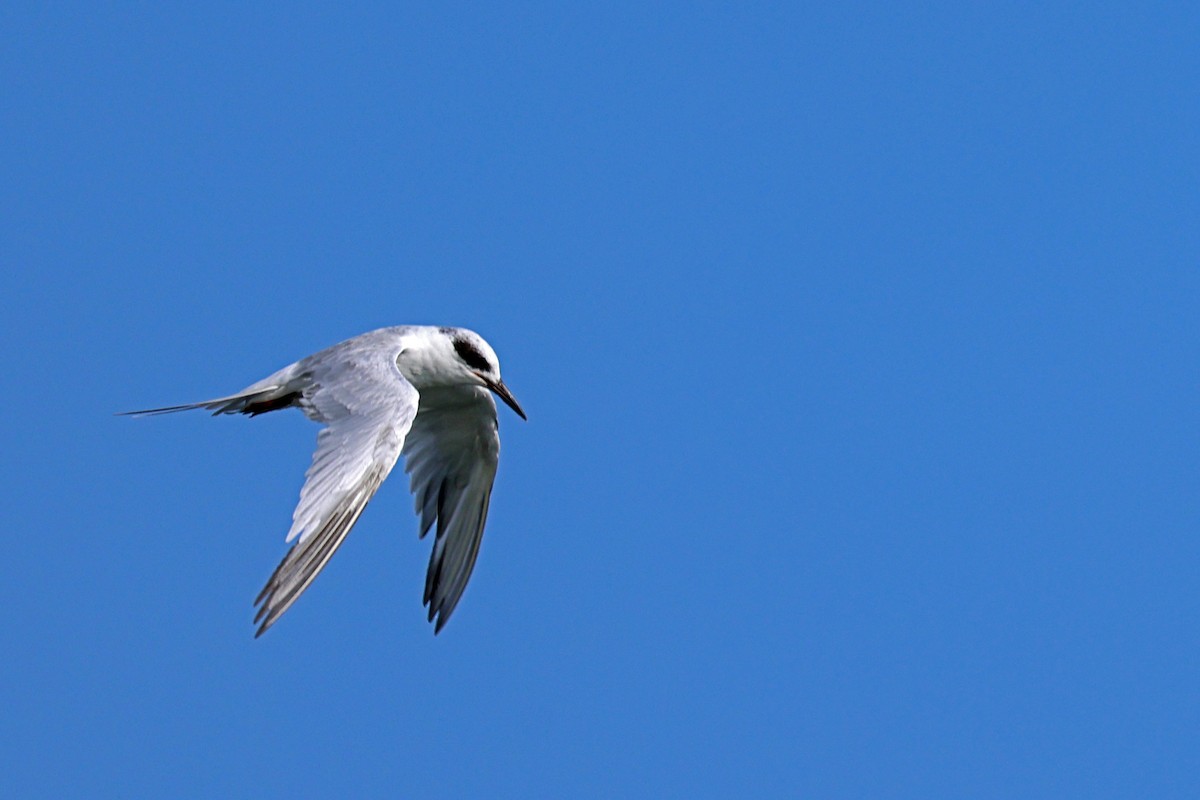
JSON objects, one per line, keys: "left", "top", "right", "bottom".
{"left": 119, "top": 386, "right": 302, "bottom": 417}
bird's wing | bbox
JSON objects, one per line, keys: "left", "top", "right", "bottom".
{"left": 253, "top": 347, "right": 419, "bottom": 637}
{"left": 402, "top": 385, "right": 502, "bottom": 633}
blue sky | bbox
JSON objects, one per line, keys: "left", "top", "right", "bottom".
{"left": 2, "top": 3, "right": 1196, "bottom": 797}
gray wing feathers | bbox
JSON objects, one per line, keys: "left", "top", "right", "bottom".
{"left": 284, "top": 357, "right": 416, "bottom": 544}
{"left": 402, "top": 387, "right": 500, "bottom": 633}
{"left": 250, "top": 348, "right": 418, "bottom": 635}
{"left": 425, "top": 485, "right": 492, "bottom": 628}
{"left": 253, "top": 463, "right": 386, "bottom": 637}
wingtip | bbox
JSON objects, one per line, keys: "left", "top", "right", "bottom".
{"left": 424, "top": 601, "right": 445, "bottom": 634}
{"left": 253, "top": 608, "right": 274, "bottom": 637}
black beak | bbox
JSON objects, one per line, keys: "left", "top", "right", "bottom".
{"left": 484, "top": 377, "right": 527, "bottom": 420}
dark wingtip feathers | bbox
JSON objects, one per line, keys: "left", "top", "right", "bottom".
{"left": 242, "top": 391, "right": 302, "bottom": 416}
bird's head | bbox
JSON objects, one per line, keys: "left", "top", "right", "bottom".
{"left": 397, "top": 327, "right": 527, "bottom": 420}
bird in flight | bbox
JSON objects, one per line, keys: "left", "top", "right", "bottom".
{"left": 122, "top": 326, "right": 526, "bottom": 637}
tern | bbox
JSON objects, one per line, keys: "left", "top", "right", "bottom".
{"left": 123, "top": 326, "right": 526, "bottom": 637}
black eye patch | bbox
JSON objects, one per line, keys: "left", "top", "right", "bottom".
{"left": 453, "top": 338, "right": 492, "bottom": 372}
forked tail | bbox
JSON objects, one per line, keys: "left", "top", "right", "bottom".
{"left": 118, "top": 385, "right": 302, "bottom": 417}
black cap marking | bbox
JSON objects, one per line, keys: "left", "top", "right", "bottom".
{"left": 453, "top": 338, "right": 492, "bottom": 372}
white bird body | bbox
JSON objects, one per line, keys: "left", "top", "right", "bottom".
{"left": 124, "top": 326, "right": 526, "bottom": 637}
